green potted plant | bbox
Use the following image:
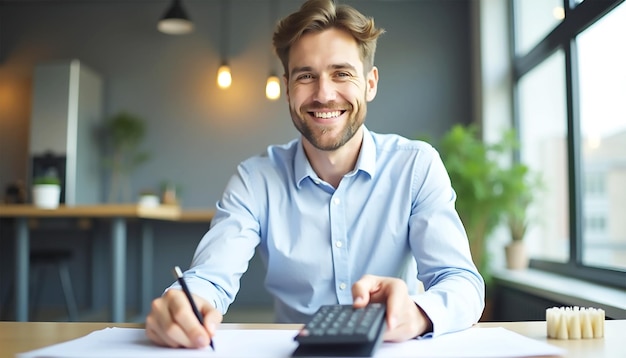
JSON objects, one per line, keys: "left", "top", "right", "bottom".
{"left": 100, "top": 111, "right": 151, "bottom": 203}
{"left": 32, "top": 173, "right": 62, "bottom": 209}
{"left": 501, "top": 164, "right": 543, "bottom": 270}
{"left": 435, "top": 124, "right": 534, "bottom": 283}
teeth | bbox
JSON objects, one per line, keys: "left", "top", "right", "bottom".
{"left": 313, "top": 111, "right": 341, "bottom": 119}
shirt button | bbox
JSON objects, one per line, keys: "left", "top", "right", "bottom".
{"left": 339, "top": 282, "right": 347, "bottom": 290}
{"left": 333, "top": 198, "right": 341, "bottom": 205}
{"left": 335, "top": 241, "right": 343, "bottom": 248}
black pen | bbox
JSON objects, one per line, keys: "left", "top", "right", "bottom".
{"left": 173, "top": 266, "right": 215, "bottom": 351}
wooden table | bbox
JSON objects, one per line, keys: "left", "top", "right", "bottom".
{"left": 0, "top": 204, "right": 214, "bottom": 322}
{"left": 1, "top": 320, "right": 624, "bottom": 358}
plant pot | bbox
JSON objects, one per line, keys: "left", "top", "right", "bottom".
{"left": 32, "top": 184, "right": 61, "bottom": 209}
{"left": 505, "top": 241, "right": 528, "bottom": 270}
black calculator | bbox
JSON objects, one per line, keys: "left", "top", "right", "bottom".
{"left": 292, "top": 303, "right": 387, "bottom": 357}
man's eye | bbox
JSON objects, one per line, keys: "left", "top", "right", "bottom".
{"left": 336, "top": 72, "right": 351, "bottom": 78}
{"left": 297, "top": 74, "right": 313, "bottom": 81}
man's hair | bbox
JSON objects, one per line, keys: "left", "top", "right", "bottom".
{"left": 272, "top": 0, "right": 385, "bottom": 77}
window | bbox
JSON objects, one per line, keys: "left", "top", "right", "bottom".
{"left": 577, "top": 3, "right": 626, "bottom": 271}
{"left": 512, "top": 0, "right": 626, "bottom": 286}
{"left": 518, "top": 50, "right": 569, "bottom": 263}
{"left": 514, "top": 0, "right": 564, "bottom": 56}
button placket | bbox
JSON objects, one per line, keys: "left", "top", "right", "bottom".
{"left": 330, "top": 193, "right": 352, "bottom": 302}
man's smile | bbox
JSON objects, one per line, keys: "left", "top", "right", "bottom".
{"left": 310, "top": 110, "right": 346, "bottom": 119}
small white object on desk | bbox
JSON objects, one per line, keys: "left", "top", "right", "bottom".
{"left": 138, "top": 194, "right": 160, "bottom": 207}
{"left": 546, "top": 306, "right": 605, "bottom": 339}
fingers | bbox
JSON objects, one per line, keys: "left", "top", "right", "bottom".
{"left": 195, "top": 293, "right": 223, "bottom": 338}
{"left": 383, "top": 303, "right": 431, "bottom": 342}
{"left": 351, "top": 274, "right": 380, "bottom": 308}
{"left": 352, "top": 275, "right": 404, "bottom": 328}
{"left": 169, "top": 291, "right": 212, "bottom": 348}
{"left": 381, "top": 280, "right": 409, "bottom": 331}
{"left": 146, "top": 298, "right": 182, "bottom": 347}
{"left": 145, "top": 289, "right": 222, "bottom": 349}
{"left": 352, "top": 275, "right": 432, "bottom": 342}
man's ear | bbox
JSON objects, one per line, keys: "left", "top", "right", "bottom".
{"left": 366, "top": 66, "right": 379, "bottom": 102}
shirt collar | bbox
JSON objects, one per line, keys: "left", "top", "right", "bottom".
{"left": 294, "top": 126, "right": 376, "bottom": 188}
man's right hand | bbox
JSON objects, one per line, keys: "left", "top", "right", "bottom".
{"left": 145, "top": 289, "right": 223, "bottom": 348}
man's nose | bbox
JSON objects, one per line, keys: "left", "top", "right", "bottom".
{"left": 314, "top": 76, "right": 337, "bottom": 103}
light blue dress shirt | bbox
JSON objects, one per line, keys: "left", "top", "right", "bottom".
{"left": 172, "top": 126, "right": 485, "bottom": 337}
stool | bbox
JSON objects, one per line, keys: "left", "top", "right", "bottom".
{"left": 2, "top": 250, "right": 79, "bottom": 321}
{"left": 30, "top": 249, "right": 79, "bottom": 321}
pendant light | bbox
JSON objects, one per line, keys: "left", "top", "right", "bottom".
{"left": 158, "top": 0, "right": 194, "bottom": 35}
{"left": 217, "top": 63, "right": 232, "bottom": 89}
{"left": 217, "top": 0, "right": 232, "bottom": 89}
{"left": 265, "top": 75, "right": 281, "bottom": 100}
{"left": 265, "top": 0, "right": 281, "bottom": 100}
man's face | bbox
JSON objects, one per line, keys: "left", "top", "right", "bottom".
{"left": 284, "top": 28, "right": 378, "bottom": 151}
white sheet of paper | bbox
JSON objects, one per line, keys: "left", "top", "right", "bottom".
{"left": 17, "top": 327, "right": 565, "bottom": 358}
{"left": 378, "top": 327, "right": 566, "bottom": 357}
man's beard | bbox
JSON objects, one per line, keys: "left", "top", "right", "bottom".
{"left": 290, "top": 99, "right": 367, "bottom": 151}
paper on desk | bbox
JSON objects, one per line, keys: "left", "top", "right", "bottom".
{"left": 17, "top": 327, "right": 565, "bottom": 358}
{"left": 17, "top": 328, "right": 298, "bottom": 358}
{"left": 380, "top": 327, "right": 566, "bottom": 357}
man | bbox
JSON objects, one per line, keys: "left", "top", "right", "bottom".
{"left": 146, "top": 0, "right": 484, "bottom": 349}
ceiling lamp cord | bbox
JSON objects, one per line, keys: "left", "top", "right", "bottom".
{"left": 266, "top": 0, "right": 281, "bottom": 100}
{"left": 217, "top": 0, "right": 232, "bottom": 89}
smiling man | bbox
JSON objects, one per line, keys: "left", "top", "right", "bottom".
{"left": 146, "top": 0, "right": 484, "bottom": 349}
{"left": 286, "top": 27, "right": 376, "bottom": 188}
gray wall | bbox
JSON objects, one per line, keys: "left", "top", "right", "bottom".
{"left": 0, "top": 0, "right": 474, "bottom": 319}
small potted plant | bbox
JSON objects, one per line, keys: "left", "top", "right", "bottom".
{"left": 160, "top": 180, "right": 182, "bottom": 206}
{"left": 32, "top": 173, "right": 62, "bottom": 209}
{"left": 505, "top": 208, "right": 529, "bottom": 270}
{"left": 502, "top": 166, "right": 542, "bottom": 270}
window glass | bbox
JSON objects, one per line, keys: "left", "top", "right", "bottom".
{"left": 518, "top": 50, "right": 569, "bottom": 263}
{"left": 577, "top": 2, "right": 626, "bottom": 270}
{"left": 514, "top": 0, "right": 564, "bottom": 55}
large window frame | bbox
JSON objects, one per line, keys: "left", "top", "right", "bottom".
{"left": 511, "top": 0, "right": 626, "bottom": 288}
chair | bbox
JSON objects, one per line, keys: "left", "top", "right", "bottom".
{"left": 30, "top": 249, "right": 79, "bottom": 321}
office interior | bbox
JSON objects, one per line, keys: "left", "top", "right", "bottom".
{"left": 0, "top": 0, "right": 624, "bottom": 323}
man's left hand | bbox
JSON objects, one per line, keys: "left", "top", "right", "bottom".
{"left": 352, "top": 274, "right": 432, "bottom": 342}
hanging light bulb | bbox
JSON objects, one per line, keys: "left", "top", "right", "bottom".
{"left": 157, "top": 0, "right": 194, "bottom": 35}
{"left": 265, "top": 74, "right": 281, "bottom": 100}
{"left": 216, "top": 1, "right": 232, "bottom": 89}
{"left": 265, "top": 0, "right": 281, "bottom": 100}
{"left": 217, "top": 64, "right": 232, "bottom": 89}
